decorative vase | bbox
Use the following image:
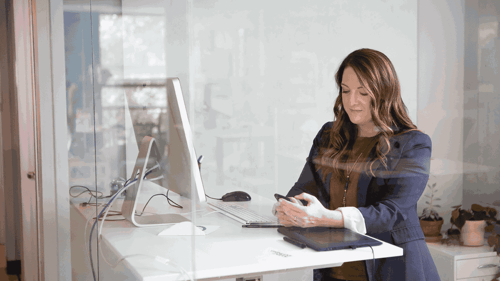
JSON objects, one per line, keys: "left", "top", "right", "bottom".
{"left": 460, "top": 220, "right": 486, "bottom": 246}
{"left": 420, "top": 219, "right": 444, "bottom": 237}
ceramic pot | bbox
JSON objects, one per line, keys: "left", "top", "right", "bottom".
{"left": 420, "top": 219, "right": 444, "bottom": 237}
{"left": 460, "top": 220, "right": 486, "bottom": 246}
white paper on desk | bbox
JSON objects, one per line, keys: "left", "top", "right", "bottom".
{"left": 158, "top": 222, "right": 219, "bottom": 236}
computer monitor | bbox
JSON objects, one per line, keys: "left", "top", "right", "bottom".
{"left": 164, "top": 78, "right": 206, "bottom": 203}
{"left": 121, "top": 77, "right": 206, "bottom": 227}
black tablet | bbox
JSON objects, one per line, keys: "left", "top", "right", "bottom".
{"left": 278, "top": 226, "right": 382, "bottom": 251}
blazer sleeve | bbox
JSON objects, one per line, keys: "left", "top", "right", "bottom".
{"left": 285, "top": 122, "right": 332, "bottom": 204}
{"left": 358, "top": 132, "right": 432, "bottom": 235}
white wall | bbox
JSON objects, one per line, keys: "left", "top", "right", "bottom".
{"left": 463, "top": 0, "right": 500, "bottom": 214}
{"left": 188, "top": 0, "right": 418, "bottom": 199}
{"left": 417, "top": 0, "right": 465, "bottom": 231}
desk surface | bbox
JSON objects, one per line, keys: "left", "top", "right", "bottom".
{"left": 72, "top": 188, "right": 403, "bottom": 281}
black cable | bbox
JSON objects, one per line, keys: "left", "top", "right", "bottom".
{"left": 135, "top": 190, "right": 183, "bottom": 217}
{"left": 166, "top": 189, "right": 183, "bottom": 208}
{"left": 92, "top": 210, "right": 124, "bottom": 221}
{"left": 369, "top": 245, "right": 375, "bottom": 280}
{"left": 70, "top": 188, "right": 100, "bottom": 197}
{"left": 136, "top": 194, "right": 170, "bottom": 216}
{"left": 205, "top": 194, "right": 222, "bottom": 200}
{"left": 70, "top": 185, "right": 114, "bottom": 206}
{"left": 70, "top": 185, "right": 103, "bottom": 198}
{"left": 83, "top": 203, "right": 103, "bottom": 207}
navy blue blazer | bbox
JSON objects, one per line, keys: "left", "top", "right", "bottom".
{"left": 286, "top": 122, "right": 440, "bottom": 281}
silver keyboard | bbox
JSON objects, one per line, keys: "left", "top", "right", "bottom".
{"left": 208, "top": 201, "right": 278, "bottom": 224}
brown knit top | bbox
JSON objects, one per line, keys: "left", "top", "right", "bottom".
{"left": 327, "top": 136, "right": 378, "bottom": 281}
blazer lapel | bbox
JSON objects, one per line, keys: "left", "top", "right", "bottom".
{"left": 357, "top": 135, "right": 402, "bottom": 207}
{"left": 357, "top": 171, "right": 372, "bottom": 207}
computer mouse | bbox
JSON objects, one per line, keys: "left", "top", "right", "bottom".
{"left": 221, "top": 191, "right": 251, "bottom": 202}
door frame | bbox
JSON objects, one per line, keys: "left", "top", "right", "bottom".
{"left": 32, "top": 0, "right": 72, "bottom": 280}
{"left": 9, "top": 0, "right": 71, "bottom": 280}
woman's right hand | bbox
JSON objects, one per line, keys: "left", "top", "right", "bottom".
{"left": 272, "top": 197, "right": 304, "bottom": 217}
{"left": 272, "top": 197, "right": 305, "bottom": 227}
{"left": 272, "top": 202, "right": 280, "bottom": 217}
{"left": 276, "top": 193, "right": 344, "bottom": 228}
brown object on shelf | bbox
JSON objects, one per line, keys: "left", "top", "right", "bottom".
{"left": 420, "top": 219, "right": 444, "bottom": 237}
{"left": 425, "top": 234, "right": 443, "bottom": 243}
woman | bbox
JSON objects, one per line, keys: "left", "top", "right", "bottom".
{"left": 274, "top": 49, "right": 440, "bottom": 281}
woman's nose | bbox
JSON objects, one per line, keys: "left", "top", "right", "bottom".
{"left": 348, "top": 91, "right": 360, "bottom": 105}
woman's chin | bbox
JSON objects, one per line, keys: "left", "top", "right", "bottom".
{"left": 350, "top": 119, "right": 367, "bottom": 126}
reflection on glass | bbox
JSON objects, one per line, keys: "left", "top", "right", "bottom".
{"left": 478, "top": 17, "right": 499, "bottom": 91}
{"left": 66, "top": 10, "right": 168, "bottom": 195}
{"left": 100, "top": 14, "right": 166, "bottom": 81}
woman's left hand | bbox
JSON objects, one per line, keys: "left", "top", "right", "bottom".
{"left": 275, "top": 193, "right": 330, "bottom": 227}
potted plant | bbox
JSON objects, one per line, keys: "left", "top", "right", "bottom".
{"left": 447, "top": 204, "right": 498, "bottom": 246}
{"left": 419, "top": 179, "right": 444, "bottom": 242}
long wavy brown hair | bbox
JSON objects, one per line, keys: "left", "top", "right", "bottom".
{"left": 316, "top": 48, "right": 417, "bottom": 180}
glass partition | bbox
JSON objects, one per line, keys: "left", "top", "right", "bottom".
{"left": 65, "top": 0, "right": 198, "bottom": 279}
{"left": 63, "top": 3, "right": 104, "bottom": 280}
{"left": 189, "top": 0, "right": 418, "bottom": 201}
{"left": 63, "top": 0, "right": 417, "bottom": 279}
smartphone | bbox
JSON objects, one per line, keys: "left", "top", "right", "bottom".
{"left": 274, "top": 193, "right": 293, "bottom": 202}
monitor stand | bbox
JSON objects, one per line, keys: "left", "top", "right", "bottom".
{"left": 121, "top": 136, "right": 189, "bottom": 227}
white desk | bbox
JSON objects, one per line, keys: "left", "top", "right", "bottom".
{"left": 71, "top": 187, "right": 403, "bottom": 281}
